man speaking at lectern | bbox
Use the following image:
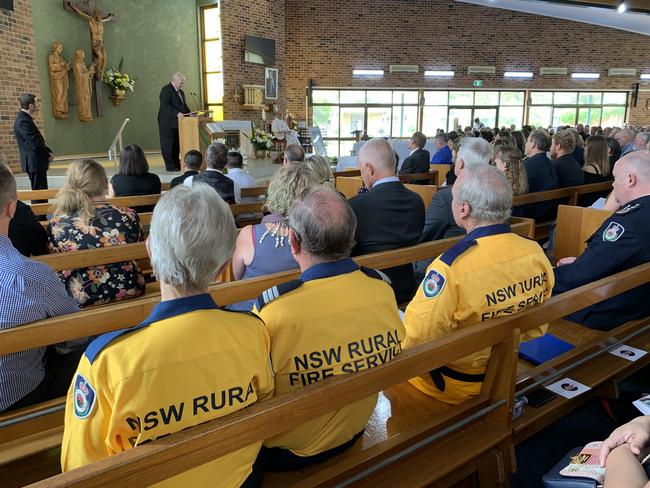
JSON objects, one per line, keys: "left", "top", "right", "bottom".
{"left": 158, "top": 72, "right": 190, "bottom": 171}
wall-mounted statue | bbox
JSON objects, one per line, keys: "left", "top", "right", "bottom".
{"left": 65, "top": 0, "right": 115, "bottom": 80}
{"left": 48, "top": 42, "right": 71, "bottom": 119}
{"left": 73, "top": 49, "right": 95, "bottom": 122}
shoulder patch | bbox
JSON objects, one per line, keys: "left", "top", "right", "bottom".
{"left": 602, "top": 221, "right": 625, "bottom": 242}
{"left": 255, "top": 279, "right": 303, "bottom": 311}
{"left": 360, "top": 267, "right": 392, "bottom": 285}
{"left": 616, "top": 203, "right": 641, "bottom": 215}
{"left": 422, "top": 269, "right": 446, "bottom": 298}
{"left": 440, "top": 239, "right": 477, "bottom": 266}
{"left": 73, "top": 373, "right": 96, "bottom": 419}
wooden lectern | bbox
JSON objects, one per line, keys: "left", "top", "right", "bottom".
{"left": 179, "top": 114, "right": 214, "bottom": 163}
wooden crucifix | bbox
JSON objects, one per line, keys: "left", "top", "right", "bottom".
{"left": 64, "top": 0, "right": 115, "bottom": 81}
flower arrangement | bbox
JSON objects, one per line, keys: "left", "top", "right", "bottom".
{"left": 102, "top": 58, "right": 135, "bottom": 92}
{"left": 250, "top": 126, "right": 274, "bottom": 150}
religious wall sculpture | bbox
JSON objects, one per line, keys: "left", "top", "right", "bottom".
{"left": 48, "top": 42, "right": 71, "bottom": 119}
{"left": 73, "top": 49, "right": 95, "bottom": 122}
{"left": 66, "top": 0, "right": 114, "bottom": 80}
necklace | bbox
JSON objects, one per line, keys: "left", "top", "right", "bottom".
{"left": 259, "top": 220, "right": 288, "bottom": 248}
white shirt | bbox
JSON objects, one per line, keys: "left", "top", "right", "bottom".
{"left": 226, "top": 167, "right": 258, "bottom": 203}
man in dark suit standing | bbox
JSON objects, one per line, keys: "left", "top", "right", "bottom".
{"left": 158, "top": 73, "right": 190, "bottom": 171}
{"left": 13, "top": 94, "right": 52, "bottom": 190}
{"left": 398, "top": 131, "right": 431, "bottom": 183}
{"left": 349, "top": 138, "right": 425, "bottom": 304}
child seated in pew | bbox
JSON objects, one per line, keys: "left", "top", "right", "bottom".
{"left": 47, "top": 160, "right": 145, "bottom": 307}
{"left": 0, "top": 163, "right": 85, "bottom": 413}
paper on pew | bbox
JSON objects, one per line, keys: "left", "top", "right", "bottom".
{"left": 546, "top": 378, "right": 590, "bottom": 399}
{"left": 608, "top": 344, "right": 647, "bottom": 362}
{"left": 633, "top": 394, "right": 650, "bottom": 415}
{"left": 590, "top": 197, "right": 607, "bottom": 209}
{"left": 559, "top": 442, "right": 605, "bottom": 483}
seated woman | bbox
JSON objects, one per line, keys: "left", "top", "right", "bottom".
{"left": 229, "top": 163, "right": 320, "bottom": 311}
{"left": 494, "top": 145, "right": 528, "bottom": 196}
{"left": 48, "top": 159, "right": 145, "bottom": 307}
{"left": 109, "top": 144, "right": 161, "bottom": 212}
{"left": 305, "top": 154, "right": 334, "bottom": 187}
{"left": 583, "top": 135, "right": 613, "bottom": 183}
{"left": 599, "top": 415, "right": 650, "bottom": 488}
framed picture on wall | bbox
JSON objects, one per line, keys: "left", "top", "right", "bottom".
{"left": 265, "top": 67, "right": 278, "bottom": 100}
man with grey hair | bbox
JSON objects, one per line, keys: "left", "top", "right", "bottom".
{"left": 283, "top": 143, "right": 305, "bottom": 164}
{"left": 158, "top": 72, "right": 190, "bottom": 171}
{"left": 350, "top": 138, "right": 425, "bottom": 304}
{"left": 61, "top": 183, "right": 274, "bottom": 486}
{"left": 186, "top": 142, "right": 235, "bottom": 203}
{"left": 634, "top": 131, "right": 650, "bottom": 152}
{"left": 616, "top": 128, "right": 637, "bottom": 158}
{"left": 554, "top": 150, "right": 650, "bottom": 330}
{"left": 254, "top": 185, "right": 405, "bottom": 470}
{"left": 404, "top": 165, "right": 553, "bottom": 405}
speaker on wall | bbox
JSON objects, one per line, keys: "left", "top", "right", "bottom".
{"left": 0, "top": 0, "right": 14, "bottom": 10}
{"left": 632, "top": 82, "right": 639, "bottom": 107}
{"left": 307, "top": 79, "right": 314, "bottom": 107}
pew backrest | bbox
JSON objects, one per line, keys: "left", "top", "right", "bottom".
{"left": 554, "top": 205, "right": 613, "bottom": 260}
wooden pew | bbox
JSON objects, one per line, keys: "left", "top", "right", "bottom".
{"left": 30, "top": 195, "right": 162, "bottom": 217}
{"left": 430, "top": 163, "right": 452, "bottom": 186}
{"left": 398, "top": 170, "right": 438, "bottom": 185}
{"left": 333, "top": 169, "right": 361, "bottom": 179}
{"left": 335, "top": 176, "right": 364, "bottom": 199}
{"left": 19, "top": 182, "right": 171, "bottom": 203}
{"left": 403, "top": 184, "right": 437, "bottom": 207}
{"left": 9, "top": 262, "right": 650, "bottom": 487}
{"left": 553, "top": 205, "right": 612, "bottom": 260}
{"left": 240, "top": 186, "right": 268, "bottom": 198}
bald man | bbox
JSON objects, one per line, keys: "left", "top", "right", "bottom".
{"left": 554, "top": 150, "right": 650, "bottom": 330}
{"left": 349, "top": 138, "right": 425, "bottom": 304}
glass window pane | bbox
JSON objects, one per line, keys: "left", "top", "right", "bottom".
{"left": 312, "top": 90, "right": 339, "bottom": 104}
{"left": 392, "top": 91, "right": 419, "bottom": 104}
{"left": 367, "top": 107, "right": 392, "bottom": 137}
{"left": 340, "top": 91, "right": 365, "bottom": 104}
{"left": 208, "top": 105, "right": 223, "bottom": 121}
{"left": 603, "top": 92, "right": 627, "bottom": 105}
{"left": 424, "top": 91, "right": 448, "bottom": 105}
{"left": 578, "top": 92, "right": 602, "bottom": 105}
{"left": 339, "top": 140, "right": 354, "bottom": 157}
{"left": 531, "top": 92, "right": 553, "bottom": 104}
{"left": 313, "top": 106, "right": 339, "bottom": 138}
{"left": 554, "top": 92, "right": 577, "bottom": 105}
{"left": 206, "top": 73, "right": 223, "bottom": 104}
{"left": 578, "top": 107, "right": 602, "bottom": 126}
{"left": 474, "top": 92, "right": 499, "bottom": 106}
{"left": 366, "top": 91, "right": 392, "bottom": 104}
{"left": 340, "top": 107, "right": 365, "bottom": 135}
{"left": 391, "top": 106, "right": 418, "bottom": 137}
{"left": 448, "top": 108, "right": 472, "bottom": 131}
{"left": 473, "top": 108, "right": 497, "bottom": 128}
{"left": 500, "top": 92, "right": 524, "bottom": 105}
{"left": 601, "top": 106, "right": 626, "bottom": 127}
{"left": 324, "top": 140, "right": 340, "bottom": 158}
{"left": 498, "top": 107, "right": 524, "bottom": 129}
{"left": 449, "top": 91, "right": 473, "bottom": 106}
{"left": 422, "top": 106, "right": 448, "bottom": 137}
{"left": 203, "top": 7, "right": 221, "bottom": 39}
{"left": 204, "top": 40, "right": 222, "bottom": 72}
{"left": 552, "top": 107, "right": 576, "bottom": 127}
{"left": 528, "top": 106, "right": 552, "bottom": 129}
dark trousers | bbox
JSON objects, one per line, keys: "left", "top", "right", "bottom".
{"left": 258, "top": 430, "right": 364, "bottom": 472}
{"left": 4, "top": 346, "right": 85, "bottom": 412}
{"left": 28, "top": 171, "right": 48, "bottom": 190}
{"left": 159, "top": 125, "right": 180, "bottom": 171}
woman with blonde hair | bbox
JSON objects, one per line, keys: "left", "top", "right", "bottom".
{"left": 230, "top": 162, "right": 320, "bottom": 311}
{"left": 48, "top": 159, "right": 145, "bottom": 306}
{"left": 305, "top": 154, "right": 334, "bottom": 186}
{"left": 494, "top": 145, "right": 529, "bottom": 196}
{"left": 583, "top": 135, "right": 613, "bottom": 183}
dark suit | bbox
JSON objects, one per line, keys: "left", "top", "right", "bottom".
{"left": 349, "top": 180, "right": 425, "bottom": 304}
{"left": 157, "top": 83, "right": 190, "bottom": 171}
{"left": 191, "top": 170, "right": 235, "bottom": 204}
{"left": 9, "top": 201, "right": 48, "bottom": 257}
{"left": 519, "top": 153, "right": 559, "bottom": 221}
{"left": 170, "top": 170, "right": 199, "bottom": 188}
{"left": 554, "top": 154, "right": 584, "bottom": 188}
{"left": 13, "top": 111, "right": 51, "bottom": 190}
{"left": 399, "top": 148, "right": 431, "bottom": 183}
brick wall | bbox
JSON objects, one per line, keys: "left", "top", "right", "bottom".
{"left": 0, "top": 1, "right": 43, "bottom": 171}
{"left": 284, "top": 0, "right": 650, "bottom": 126}
{"left": 221, "top": 0, "right": 286, "bottom": 122}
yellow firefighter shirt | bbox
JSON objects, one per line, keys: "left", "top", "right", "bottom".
{"left": 254, "top": 258, "right": 405, "bottom": 457}
{"left": 403, "top": 224, "right": 554, "bottom": 405}
{"left": 61, "top": 294, "right": 274, "bottom": 488}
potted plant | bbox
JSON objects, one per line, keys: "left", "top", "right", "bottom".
{"left": 250, "top": 126, "right": 273, "bottom": 158}
{"left": 102, "top": 58, "right": 135, "bottom": 106}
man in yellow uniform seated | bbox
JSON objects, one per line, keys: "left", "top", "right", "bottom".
{"left": 404, "top": 165, "right": 554, "bottom": 406}
{"left": 254, "top": 185, "right": 405, "bottom": 470}
{"left": 61, "top": 183, "right": 274, "bottom": 488}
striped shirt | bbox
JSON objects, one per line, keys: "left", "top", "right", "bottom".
{"left": 0, "top": 234, "right": 80, "bottom": 412}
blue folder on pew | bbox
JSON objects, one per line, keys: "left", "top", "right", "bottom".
{"left": 518, "top": 334, "right": 575, "bottom": 365}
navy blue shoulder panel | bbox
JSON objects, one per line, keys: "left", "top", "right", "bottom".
{"left": 255, "top": 279, "right": 303, "bottom": 311}
{"left": 84, "top": 323, "right": 149, "bottom": 365}
{"left": 360, "top": 267, "right": 392, "bottom": 285}
{"left": 439, "top": 239, "right": 477, "bottom": 266}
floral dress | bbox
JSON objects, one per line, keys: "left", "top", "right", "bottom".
{"left": 47, "top": 203, "right": 146, "bottom": 307}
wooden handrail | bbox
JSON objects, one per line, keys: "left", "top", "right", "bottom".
{"left": 0, "top": 219, "right": 534, "bottom": 355}
{"left": 512, "top": 181, "right": 611, "bottom": 206}
{"left": 30, "top": 195, "right": 162, "bottom": 216}
{"left": 35, "top": 242, "right": 147, "bottom": 272}
{"left": 20, "top": 183, "right": 172, "bottom": 203}
{"left": 398, "top": 170, "right": 438, "bottom": 185}
{"left": 240, "top": 186, "right": 268, "bottom": 198}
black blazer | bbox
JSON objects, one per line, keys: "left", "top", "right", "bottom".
{"left": 521, "top": 153, "right": 559, "bottom": 221}
{"left": 399, "top": 148, "right": 431, "bottom": 177}
{"left": 9, "top": 201, "right": 48, "bottom": 257}
{"left": 192, "top": 171, "right": 235, "bottom": 204}
{"left": 13, "top": 111, "right": 51, "bottom": 173}
{"left": 349, "top": 181, "right": 425, "bottom": 304}
{"left": 157, "top": 83, "right": 190, "bottom": 129}
{"left": 420, "top": 186, "right": 464, "bottom": 243}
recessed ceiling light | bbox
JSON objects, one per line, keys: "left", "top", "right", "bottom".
{"left": 352, "top": 69, "right": 384, "bottom": 76}
{"left": 571, "top": 73, "right": 600, "bottom": 79}
{"left": 504, "top": 71, "right": 533, "bottom": 78}
{"left": 424, "top": 70, "right": 455, "bottom": 77}
{"left": 641, "top": 74, "right": 650, "bottom": 80}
